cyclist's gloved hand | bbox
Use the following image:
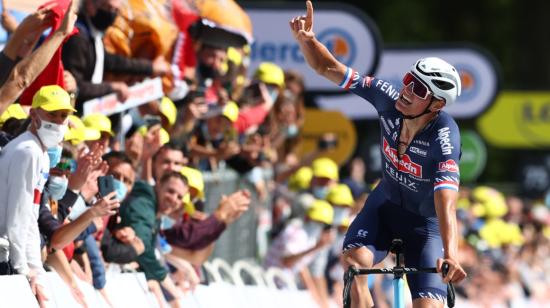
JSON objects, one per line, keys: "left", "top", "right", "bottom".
{"left": 436, "top": 257, "right": 467, "bottom": 284}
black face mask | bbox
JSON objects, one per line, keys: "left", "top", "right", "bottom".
{"left": 90, "top": 8, "right": 117, "bottom": 31}
{"left": 198, "top": 62, "right": 220, "bottom": 80}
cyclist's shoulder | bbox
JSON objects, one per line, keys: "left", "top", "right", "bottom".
{"left": 432, "top": 112, "right": 460, "bottom": 136}
{"left": 428, "top": 112, "right": 461, "bottom": 157}
{"left": 343, "top": 68, "right": 400, "bottom": 98}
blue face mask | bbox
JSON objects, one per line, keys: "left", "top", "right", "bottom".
{"left": 113, "top": 179, "right": 128, "bottom": 201}
{"left": 48, "top": 176, "right": 68, "bottom": 201}
{"left": 286, "top": 124, "right": 299, "bottom": 138}
{"left": 160, "top": 215, "right": 176, "bottom": 231}
{"left": 312, "top": 186, "right": 330, "bottom": 200}
{"left": 267, "top": 86, "right": 279, "bottom": 102}
{"left": 47, "top": 146, "right": 62, "bottom": 169}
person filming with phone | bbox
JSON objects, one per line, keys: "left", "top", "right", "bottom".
{"left": 290, "top": 2, "right": 467, "bottom": 307}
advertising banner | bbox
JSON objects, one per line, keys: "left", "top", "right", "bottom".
{"left": 82, "top": 78, "right": 163, "bottom": 116}
{"left": 477, "top": 91, "right": 550, "bottom": 148}
{"left": 245, "top": 2, "right": 381, "bottom": 92}
{"left": 296, "top": 108, "right": 357, "bottom": 166}
{"left": 459, "top": 130, "right": 487, "bottom": 182}
{"left": 317, "top": 47, "right": 500, "bottom": 119}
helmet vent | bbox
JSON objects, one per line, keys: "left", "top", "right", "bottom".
{"left": 431, "top": 79, "right": 455, "bottom": 90}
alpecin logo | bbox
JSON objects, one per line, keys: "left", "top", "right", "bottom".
{"left": 438, "top": 159, "right": 459, "bottom": 173}
{"left": 383, "top": 138, "right": 422, "bottom": 178}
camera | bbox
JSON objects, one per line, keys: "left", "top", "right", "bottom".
{"left": 317, "top": 133, "right": 338, "bottom": 150}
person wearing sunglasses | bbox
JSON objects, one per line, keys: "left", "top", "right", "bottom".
{"left": 290, "top": 2, "right": 466, "bottom": 308}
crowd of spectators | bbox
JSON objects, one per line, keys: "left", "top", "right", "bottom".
{"left": 0, "top": 1, "right": 549, "bottom": 308}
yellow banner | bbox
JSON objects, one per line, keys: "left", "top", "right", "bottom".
{"left": 477, "top": 91, "right": 550, "bottom": 148}
{"left": 296, "top": 108, "right": 357, "bottom": 166}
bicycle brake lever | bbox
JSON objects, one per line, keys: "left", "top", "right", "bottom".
{"left": 441, "top": 263, "right": 455, "bottom": 308}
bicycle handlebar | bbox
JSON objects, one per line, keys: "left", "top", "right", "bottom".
{"left": 442, "top": 263, "right": 456, "bottom": 308}
{"left": 343, "top": 264, "right": 456, "bottom": 308}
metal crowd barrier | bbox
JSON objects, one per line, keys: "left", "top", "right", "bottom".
{"left": 202, "top": 166, "right": 272, "bottom": 264}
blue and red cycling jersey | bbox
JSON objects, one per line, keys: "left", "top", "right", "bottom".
{"left": 339, "top": 67, "right": 461, "bottom": 218}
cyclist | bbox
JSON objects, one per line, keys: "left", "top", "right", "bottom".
{"left": 290, "top": 2, "right": 467, "bottom": 307}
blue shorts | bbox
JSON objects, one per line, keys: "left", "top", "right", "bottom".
{"left": 343, "top": 186, "right": 447, "bottom": 302}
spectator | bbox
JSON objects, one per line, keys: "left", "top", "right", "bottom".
{"left": 294, "top": 157, "right": 340, "bottom": 218}
{"left": 171, "top": 90, "right": 208, "bottom": 144}
{"left": 0, "top": 85, "right": 75, "bottom": 305}
{"left": 188, "top": 102, "right": 240, "bottom": 170}
{"left": 118, "top": 171, "right": 188, "bottom": 305}
{"left": 38, "top": 148, "right": 119, "bottom": 306}
{"left": 234, "top": 62, "right": 285, "bottom": 135}
{"left": 148, "top": 146, "right": 250, "bottom": 264}
{"left": 101, "top": 151, "right": 145, "bottom": 264}
{"left": 264, "top": 199, "right": 335, "bottom": 305}
{"left": 62, "top": 0, "right": 169, "bottom": 108}
{"left": 194, "top": 43, "right": 227, "bottom": 103}
{"left": 164, "top": 167, "right": 250, "bottom": 266}
{"left": 82, "top": 113, "right": 114, "bottom": 154}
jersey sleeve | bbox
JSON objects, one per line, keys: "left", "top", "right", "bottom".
{"left": 432, "top": 121, "right": 461, "bottom": 192}
{"left": 338, "top": 67, "right": 401, "bottom": 113}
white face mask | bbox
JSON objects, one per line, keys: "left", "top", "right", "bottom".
{"left": 37, "top": 119, "right": 68, "bottom": 148}
{"left": 332, "top": 207, "right": 350, "bottom": 226}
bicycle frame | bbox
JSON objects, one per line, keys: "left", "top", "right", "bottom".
{"left": 343, "top": 239, "right": 455, "bottom": 308}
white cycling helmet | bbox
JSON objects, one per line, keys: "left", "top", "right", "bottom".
{"left": 410, "top": 57, "right": 462, "bottom": 106}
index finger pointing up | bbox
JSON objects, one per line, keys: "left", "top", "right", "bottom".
{"left": 305, "top": 0, "right": 314, "bottom": 31}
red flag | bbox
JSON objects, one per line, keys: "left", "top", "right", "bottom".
{"left": 171, "top": 0, "right": 200, "bottom": 78}
{"left": 18, "top": 0, "right": 79, "bottom": 105}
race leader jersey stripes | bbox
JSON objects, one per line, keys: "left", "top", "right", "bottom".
{"left": 339, "top": 67, "right": 461, "bottom": 217}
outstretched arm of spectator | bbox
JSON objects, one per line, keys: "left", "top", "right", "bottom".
{"left": 0, "top": 0, "right": 79, "bottom": 115}
{"left": 281, "top": 229, "right": 335, "bottom": 268}
{"left": 162, "top": 215, "right": 226, "bottom": 250}
{"left": 2, "top": 3, "right": 55, "bottom": 61}
{"left": 50, "top": 192, "right": 119, "bottom": 250}
{"left": 46, "top": 249, "right": 88, "bottom": 308}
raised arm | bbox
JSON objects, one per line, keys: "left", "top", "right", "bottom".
{"left": 289, "top": 1, "right": 347, "bottom": 84}
{"left": 0, "top": 0, "right": 79, "bottom": 114}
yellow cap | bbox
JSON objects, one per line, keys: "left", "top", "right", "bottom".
{"left": 479, "top": 218, "right": 524, "bottom": 248}
{"left": 327, "top": 184, "right": 354, "bottom": 207}
{"left": 0, "top": 104, "right": 28, "bottom": 126}
{"left": 82, "top": 113, "right": 114, "bottom": 136}
{"left": 288, "top": 167, "right": 313, "bottom": 191}
{"left": 64, "top": 115, "right": 101, "bottom": 144}
{"left": 340, "top": 216, "right": 351, "bottom": 228}
{"left": 227, "top": 47, "right": 243, "bottom": 66}
{"left": 472, "top": 186, "right": 508, "bottom": 218}
{"left": 222, "top": 101, "right": 239, "bottom": 123}
{"left": 160, "top": 128, "right": 170, "bottom": 145}
{"left": 307, "top": 199, "right": 334, "bottom": 225}
{"left": 180, "top": 166, "right": 205, "bottom": 199}
{"left": 254, "top": 62, "right": 285, "bottom": 87}
{"left": 183, "top": 193, "right": 195, "bottom": 216}
{"left": 160, "top": 97, "right": 177, "bottom": 127}
{"left": 137, "top": 125, "right": 148, "bottom": 136}
{"left": 312, "top": 157, "right": 339, "bottom": 180}
{"left": 31, "top": 85, "right": 76, "bottom": 112}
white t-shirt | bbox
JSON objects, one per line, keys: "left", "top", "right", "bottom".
{"left": 264, "top": 218, "right": 318, "bottom": 274}
{"left": 0, "top": 131, "right": 49, "bottom": 277}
